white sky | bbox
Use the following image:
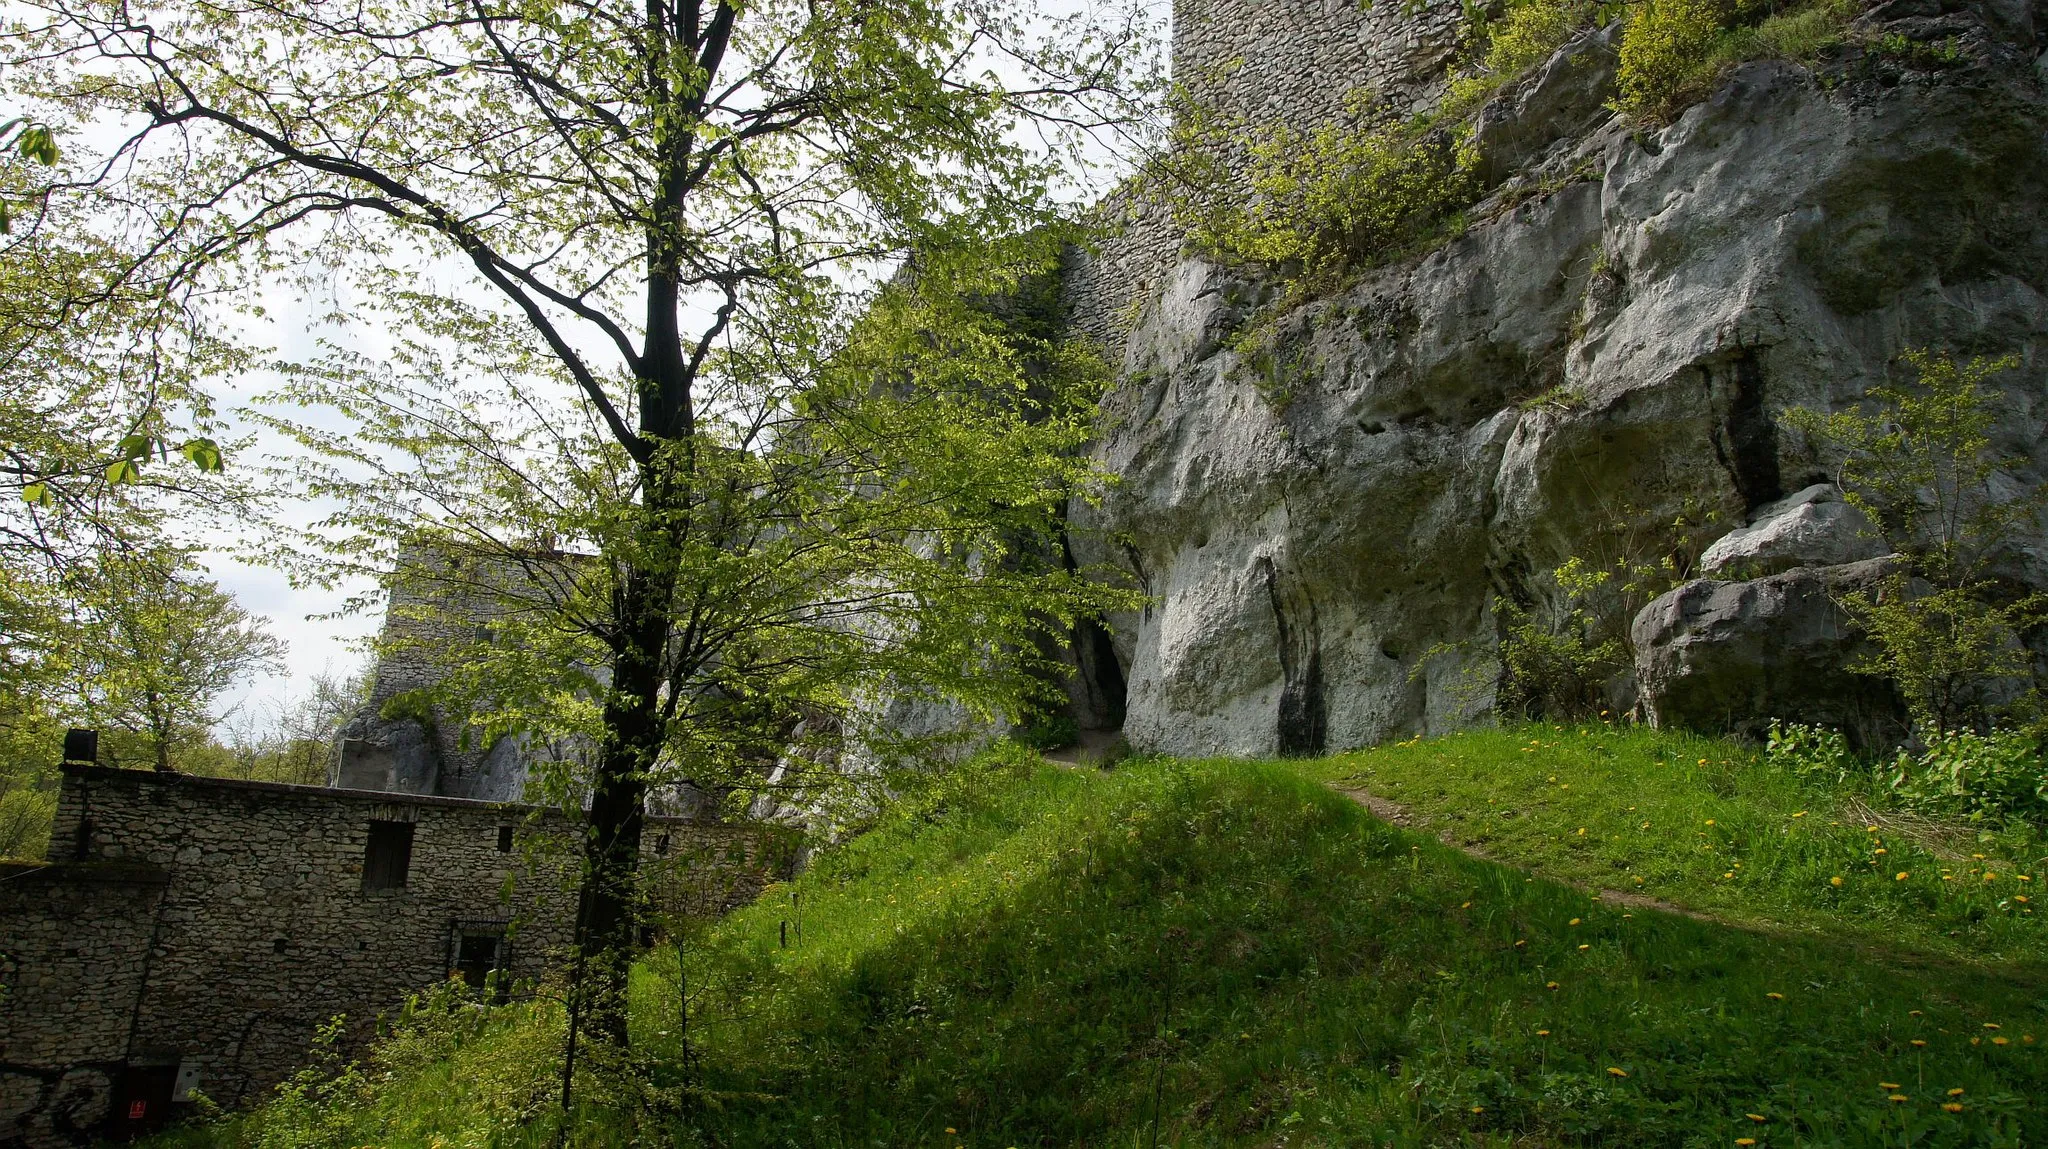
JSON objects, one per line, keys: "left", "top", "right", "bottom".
{"left": 200, "top": 1, "right": 1172, "bottom": 730}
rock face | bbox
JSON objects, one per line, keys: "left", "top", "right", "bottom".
{"left": 1632, "top": 559, "right": 1908, "bottom": 748}
{"left": 1062, "top": 2, "right": 2048, "bottom": 755}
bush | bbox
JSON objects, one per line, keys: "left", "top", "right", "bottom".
{"left": 1614, "top": 0, "right": 1739, "bottom": 121}
{"left": 1614, "top": 0, "right": 1855, "bottom": 122}
{"left": 1785, "top": 350, "right": 2044, "bottom": 735}
{"left": 1764, "top": 720, "right": 1860, "bottom": 785}
{"left": 1192, "top": 124, "right": 1479, "bottom": 293}
{"left": 1496, "top": 558, "right": 1629, "bottom": 720}
{"left": 1011, "top": 712, "right": 1079, "bottom": 752}
{"left": 1890, "top": 729, "right": 2048, "bottom": 824}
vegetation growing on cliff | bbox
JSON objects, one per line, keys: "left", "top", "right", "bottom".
{"left": 1169, "top": 0, "right": 1864, "bottom": 303}
{"left": 157, "top": 735, "right": 2048, "bottom": 1148}
{"left": 1786, "top": 351, "right": 2046, "bottom": 736}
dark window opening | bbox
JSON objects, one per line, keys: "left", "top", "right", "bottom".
{"left": 474, "top": 624, "right": 496, "bottom": 644}
{"left": 272, "top": 938, "right": 287, "bottom": 954}
{"left": 362, "top": 820, "right": 414, "bottom": 891}
{"left": 654, "top": 832, "right": 671, "bottom": 857}
{"left": 496, "top": 825, "right": 514, "bottom": 853}
{"left": 449, "top": 921, "right": 510, "bottom": 1002}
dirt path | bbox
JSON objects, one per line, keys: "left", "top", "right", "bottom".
{"left": 1329, "top": 784, "right": 1713, "bottom": 921}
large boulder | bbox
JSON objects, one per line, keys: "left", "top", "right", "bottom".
{"left": 1699, "top": 484, "right": 1890, "bottom": 577}
{"left": 1633, "top": 558, "right": 1907, "bottom": 748}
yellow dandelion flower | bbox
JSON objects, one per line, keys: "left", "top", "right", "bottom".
{"left": 1767, "top": 992, "right": 1785, "bottom": 1000}
{"left": 1577, "top": 827, "right": 1586, "bottom": 836}
{"left": 1736, "top": 1140, "right": 1757, "bottom": 1147}
{"left": 1910, "top": 1011, "right": 1923, "bottom": 1017}
{"left": 1972, "top": 1037, "right": 1982, "bottom": 1046}
{"left": 1515, "top": 939, "right": 1527, "bottom": 948}
{"left": 1888, "top": 1094, "right": 1910, "bottom": 1103}
{"left": 1880, "top": 1082, "right": 1902, "bottom": 1090}
{"left": 1579, "top": 944, "right": 1591, "bottom": 950}
{"left": 1706, "top": 819, "right": 1716, "bottom": 826}
{"left": 1911, "top": 1040, "right": 1927, "bottom": 1047}
{"left": 1943, "top": 1102, "right": 1965, "bottom": 1113}
{"left": 1830, "top": 876, "right": 1844, "bottom": 887}
{"left": 946, "top": 1130, "right": 957, "bottom": 1136}
{"left": 1896, "top": 872, "right": 1910, "bottom": 881}
{"left": 1607, "top": 1067, "right": 1628, "bottom": 1077}
{"left": 1746, "top": 1113, "right": 1767, "bottom": 1122}
{"left": 1569, "top": 918, "right": 1582, "bottom": 926}
{"left": 1536, "top": 1029, "right": 1551, "bottom": 1036}
{"left": 1985, "top": 872, "right": 1998, "bottom": 881}
{"left": 2018, "top": 895, "right": 2031, "bottom": 904}
{"left": 1868, "top": 825, "right": 1880, "bottom": 833}
{"left": 1470, "top": 1106, "right": 1485, "bottom": 1114}
{"left": 1461, "top": 901, "right": 1472, "bottom": 908}
{"left": 1993, "top": 1036, "right": 2010, "bottom": 1046}
{"left": 1984, "top": 1023, "right": 2002, "bottom": 1030}
{"left": 1793, "top": 811, "right": 1808, "bottom": 818}
{"left": 1948, "top": 1089, "right": 1965, "bottom": 1096}
{"left": 1547, "top": 981, "right": 1561, "bottom": 989}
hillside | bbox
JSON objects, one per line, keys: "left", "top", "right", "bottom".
{"left": 160, "top": 730, "right": 2047, "bottom": 1148}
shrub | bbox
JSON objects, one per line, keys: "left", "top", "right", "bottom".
{"left": 1443, "top": 0, "right": 1600, "bottom": 120}
{"left": 1785, "top": 350, "right": 2045, "bottom": 734}
{"left": 1496, "top": 558, "right": 1629, "bottom": 720}
{"left": 1011, "top": 712, "right": 1080, "bottom": 752}
{"left": 1764, "top": 720, "right": 1859, "bottom": 785}
{"left": 1613, "top": 0, "right": 1856, "bottom": 122}
{"left": 1614, "top": 0, "right": 1739, "bottom": 121}
{"left": 1192, "top": 123, "right": 1480, "bottom": 293}
{"left": 1889, "top": 728, "right": 2048, "bottom": 824}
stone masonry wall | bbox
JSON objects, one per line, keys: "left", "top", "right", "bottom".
{"left": 0, "top": 767, "right": 790, "bottom": 1148}
{"left": 1062, "top": 0, "right": 1474, "bottom": 363}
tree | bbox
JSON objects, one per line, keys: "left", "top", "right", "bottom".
{"left": 1785, "top": 349, "right": 2047, "bottom": 734}
{"left": 64, "top": 553, "right": 286, "bottom": 771}
{"left": 4, "top": 0, "right": 1162, "bottom": 1057}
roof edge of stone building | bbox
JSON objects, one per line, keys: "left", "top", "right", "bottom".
{"left": 59, "top": 764, "right": 724, "bottom": 827}
{"left": 0, "top": 858, "right": 170, "bottom": 886}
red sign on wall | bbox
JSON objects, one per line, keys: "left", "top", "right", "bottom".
{"left": 129, "top": 1100, "right": 148, "bottom": 1120}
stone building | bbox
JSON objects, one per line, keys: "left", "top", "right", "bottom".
{"left": 333, "top": 540, "right": 595, "bottom": 802}
{"left": 0, "top": 765, "right": 790, "bottom": 1147}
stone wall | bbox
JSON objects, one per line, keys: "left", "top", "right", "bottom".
{"left": 0, "top": 767, "right": 790, "bottom": 1147}
{"left": 1062, "top": 0, "right": 1475, "bottom": 368}
{"left": 1172, "top": 0, "right": 1467, "bottom": 138}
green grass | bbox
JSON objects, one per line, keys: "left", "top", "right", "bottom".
{"left": 157, "top": 737, "right": 2048, "bottom": 1148}
{"left": 1293, "top": 723, "right": 2048, "bottom": 966}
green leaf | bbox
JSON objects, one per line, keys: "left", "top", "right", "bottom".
{"left": 178, "top": 437, "right": 225, "bottom": 473}
{"left": 20, "top": 482, "right": 51, "bottom": 506}
{"left": 117, "top": 433, "right": 153, "bottom": 460}
{"left": 17, "top": 125, "right": 58, "bottom": 166}
{"left": 106, "top": 458, "right": 142, "bottom": 484}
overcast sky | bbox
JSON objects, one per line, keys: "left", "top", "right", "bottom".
{"left": 201, "top": 1, "right": 1171, "bottom": 732}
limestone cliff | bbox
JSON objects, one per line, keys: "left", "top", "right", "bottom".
{"left": 1061, "top": 0, "right": 2048, "bottom": 756}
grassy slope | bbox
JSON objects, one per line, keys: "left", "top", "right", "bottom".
{"left": 1292, "top": 724, "right": 2048, "bottom": 965}
{"left": 169, "top": 735, "right": 2048, "bottom": 1149}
